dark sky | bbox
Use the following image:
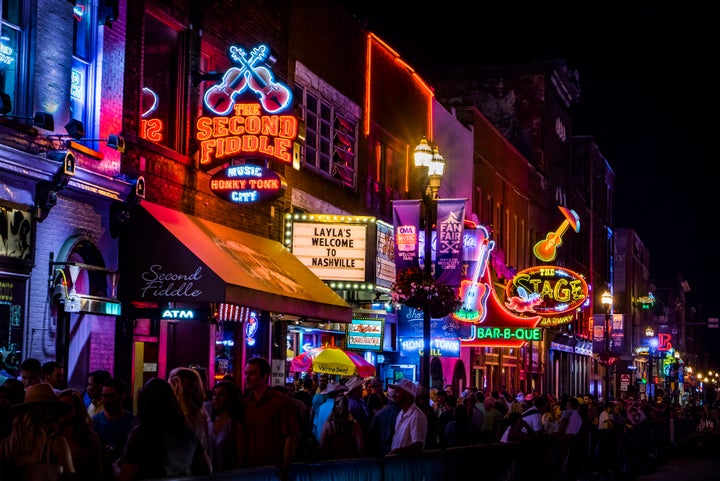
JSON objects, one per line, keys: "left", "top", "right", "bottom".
{"left": 338, "top": 2, "right": 719, "bottom": 315}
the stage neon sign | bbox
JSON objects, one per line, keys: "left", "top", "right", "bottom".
{"left": 505, "top": 266, "right": 588, "bottom": 326}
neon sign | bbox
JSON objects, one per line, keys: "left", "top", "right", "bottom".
{"left": 197, "top": 102, "right": 297, "bottom": 167}
{"left": 209, "top": 164, "right": 286, "bottom": 203}
{"left": 197, "top": 43, "right": 297, "bottom": 170}
{"left": 533, "top": 206, "right": 580, "bottom": 262}
{"left": 140, "top": 87, "right": 164, "bottom": 142}
{"left": 505, "top": 266, "right": 588, "bottom": 323}
{"left": 456, "top": 226, "right": 541, "bottom": 348}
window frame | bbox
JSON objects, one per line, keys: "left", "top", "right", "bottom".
{"left": 293, "top": 81, "right": 359, "bottom": 189}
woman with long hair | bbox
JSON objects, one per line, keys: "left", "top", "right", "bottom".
{"left": 318, "top": 393, "right": 364, "bottom": 460}
{"left": 58, "top": 389, "right": 103, "bottom": 481}
{"left": 113, "top": 377, "right": 211, "bottom": 481}
{"left": 0, "top": 383, "right": 76, "bottom": 480}
{"left": 207, "top": 380, "right": 243, "bottom": 472}
{"left": 168, "top": 367, "right": 211, "bottom": 457}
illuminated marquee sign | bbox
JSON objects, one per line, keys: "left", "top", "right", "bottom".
{"left": 197, "top": 44, "right": 297, "bottom": 170}
{"left": 505, "top": 266, "right": 588, "bottom": 327}
{"left": 210, "top": 164, "right": 286, "bottom": 203}
{"left": 286, "top": 214, "right": 375, "bottom": 283}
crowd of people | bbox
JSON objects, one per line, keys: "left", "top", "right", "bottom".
{"left": 1, "top": 355, "right": 717, "bottom": 481}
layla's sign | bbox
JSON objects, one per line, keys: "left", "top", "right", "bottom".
{"left": 287, "top": 214, "right": 377, "bottom": 283}
{"left": 504, "top": 266, "right": 588, "bottom": 326}
{"left": 210, "top": 164, "right": 286, "bottom": 203}
{"left": 197, "top": 44, "right": 297, "bottom": 170}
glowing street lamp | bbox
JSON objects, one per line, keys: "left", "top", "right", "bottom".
{"left": 413, "top": 137, "right": 445, "bottom": 390}
{"left": 601, "top": 290, "right": 613, "bottom": 400}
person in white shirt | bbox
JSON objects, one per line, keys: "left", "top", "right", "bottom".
{"left": 597, "top": 402, "right": 614, "bottom": 430}
{"left": 388, "top": 379, "right": 427, "bottom": 455}
{"left": 521, "top": 394, "right": 547, "bottom": 432}
{"left": 558, "top": 397, "right": 583, "bottom": 435}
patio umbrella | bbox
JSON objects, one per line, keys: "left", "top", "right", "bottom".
{"left": 289, "top": 345, "right": 375, "bottom": 377}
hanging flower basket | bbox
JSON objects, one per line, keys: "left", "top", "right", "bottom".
{"left": 391, "top": 267, "right": 462, "bottom": 318}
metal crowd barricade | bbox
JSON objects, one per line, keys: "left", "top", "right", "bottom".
{"left": 144, "top": 417, "right": 699, "bottom": 481}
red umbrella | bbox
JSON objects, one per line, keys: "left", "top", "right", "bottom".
{"left": 289, "top": 344, "right": 375, "bottom": 377}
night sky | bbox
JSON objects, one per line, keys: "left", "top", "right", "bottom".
{"left": 338, "top": 2, "right": 719, "bottom": 317}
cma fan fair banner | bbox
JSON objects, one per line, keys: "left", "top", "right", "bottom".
{"left": 392, "top": 200, "right": 420, "bottom": 272}
{"left": 435, "top": 199, "right": 465, "bottom": 287}
{"left": 196, "top": 43, "right": 297, "bottom": 171}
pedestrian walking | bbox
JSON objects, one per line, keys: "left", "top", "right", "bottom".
{"left": 113, "top": 377, "right": 211, "bottom": 480}
{"left": 388, "top": 379, "right": 427, "bottom": 455}
{"left": 58, "top": 388, "right": 104, "bottom": 481}
{"left": 168, "top": 367, "right": 211, "bottom": 458}
{"left": 92, "top": 377, "right": 136, "bottom": 480}
{"left": 366, "top": 386, "right": 401, "bottom": 457}
{"left": 207, "top": 380, "right": 242, "bottom": 472}
{"left": 318, "top": 393, "right": 364, "bottom": 459}
{"left": 86, "top": 369, "right": 112, "bottom": 417}
{"left": 241, "top": 357, "right": 300, "bottom": 480}
{"left": 0, "top": 383, "right": 75, "bottom": 480}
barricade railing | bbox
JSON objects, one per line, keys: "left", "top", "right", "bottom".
{"left": 147, "top": 417, "right": 699, "bottom": 481}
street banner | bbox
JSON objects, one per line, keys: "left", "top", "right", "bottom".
{"left": 435, "top": 198, "right": 465, "bottom": 286}
{"left": 392, "top": 200, "right": 420, "bottom": 272}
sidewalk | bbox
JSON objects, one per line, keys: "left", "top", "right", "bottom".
{"left": 633, "top": 432, "right": 720, "bottom": 481}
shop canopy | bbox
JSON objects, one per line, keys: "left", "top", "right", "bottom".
{"left": 124, "top": 201, "right": 352, "bottom": 323}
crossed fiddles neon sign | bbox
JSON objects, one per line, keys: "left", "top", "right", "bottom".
{"left": 204, "top": 43, "right": 292, "bottom": 115}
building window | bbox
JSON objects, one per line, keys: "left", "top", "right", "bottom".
{"left": 0, "top": 0, "right": 24, "bottom": 114}
{"left": 141, "top": 15, "right": 183, "bottom": 150}
{"left": 293, "top": 74, "right": 359, "bottom": 188}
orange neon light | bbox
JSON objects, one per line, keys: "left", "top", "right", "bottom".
{"left": 365, "top": 33, "right": 435, "bottom": 140}
{"left": 533, "top": 205, "right": 580, "bottom": 262}
{"left": 195, "top": 102, "right": 298, "bottom": 166}
{"left": 140, "top": 118, "right": 164, "bottom": 142}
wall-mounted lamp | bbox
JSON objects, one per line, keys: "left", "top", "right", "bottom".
{"left": 36, "top": 152, "right": 76, "bottom": 222}
{"left": 110, "top": 176, "right": 146, "bottom": 238}
{"left": 0, "top": 92, "right": 55, "bottom": 130}
{"left": 62, "top": 119, "right": 126, "bottom": 152}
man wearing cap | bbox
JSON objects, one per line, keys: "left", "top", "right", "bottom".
{"left": 388, "top": 379, "right": 427, "bottom": 455}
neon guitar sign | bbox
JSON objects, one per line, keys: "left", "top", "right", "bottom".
{"left": 453, "top": 236, "right": 493, "bottom": 323}
{"left": 533, "top": 206, "right": 580, "bottom": 262}
{"left": 204, "top": 44, "right": 292, "bottom": 116}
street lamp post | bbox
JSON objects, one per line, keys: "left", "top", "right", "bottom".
{"left": 646, "top": 326, "right": 655, "bottom": 402}
{"left": 602, "top": 290, "right": 613, "bottom": 401}
{"left": 413, "top": 137, "right": 445, "bottom": 391}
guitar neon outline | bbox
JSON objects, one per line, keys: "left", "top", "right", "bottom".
{"left": 452, "top": 237, "right": 494, "bottom": 323}
{"left": 532, "top": 206, "right": 580, "bottom": 262}
{"left": 233, "top": 47, "right": 292, "bottom": 113}
{"left": 203, "top": 45, "right": 267, "bottom": 116}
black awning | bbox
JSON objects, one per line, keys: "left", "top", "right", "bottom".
{"left": 123, "top": 201, "right": 351, "bottom": 323}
